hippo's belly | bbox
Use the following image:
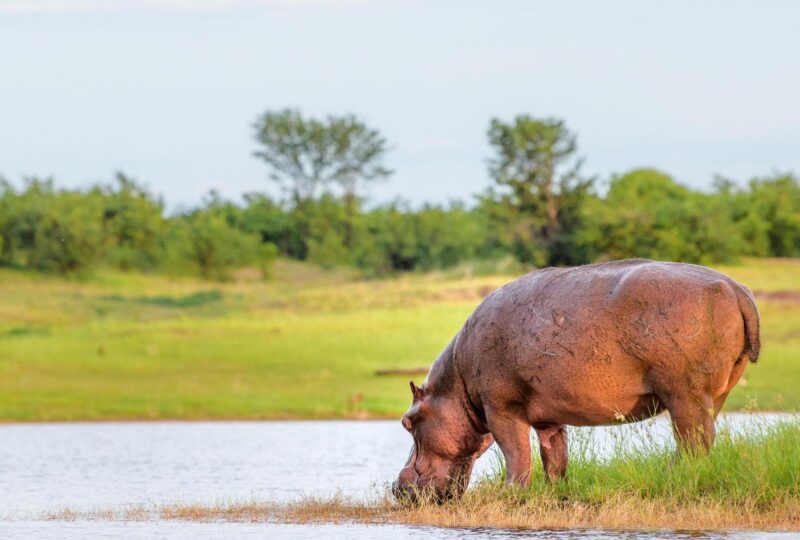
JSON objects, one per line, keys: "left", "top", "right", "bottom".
{"left": 520, "top": 348, "right": 663, "bottom": 426}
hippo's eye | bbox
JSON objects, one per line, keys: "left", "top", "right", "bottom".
{"left": 402, "top": 416, "right": 412, "bottom": 432}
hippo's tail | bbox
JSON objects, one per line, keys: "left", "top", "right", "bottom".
{"left": 734, "top": 283, "right": 761, "bottom": 363}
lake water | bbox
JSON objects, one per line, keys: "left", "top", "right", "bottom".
{"left": 0, "top": 415, "right": 794, "bottom": 539}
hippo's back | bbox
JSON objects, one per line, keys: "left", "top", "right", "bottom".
{"left": 456, "top": 259, "right": 757, "bottom": 420}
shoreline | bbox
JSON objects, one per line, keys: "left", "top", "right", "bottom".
{"left": 35, "top": 497, "right": 800, "bottom": 532}
{"left": 0, "top": 410, "right": 795, "bottom": 426}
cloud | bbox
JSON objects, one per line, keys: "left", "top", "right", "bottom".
{"left": 0, "top": 0, "right": 372, "bottom": 13}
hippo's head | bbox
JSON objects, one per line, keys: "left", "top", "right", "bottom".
{"left": 393, "top": 381, "right": 493, "bottom": 503}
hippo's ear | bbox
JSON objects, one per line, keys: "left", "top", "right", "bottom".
{"left": 409, "top": 381, "right": 423, "bottom": 401}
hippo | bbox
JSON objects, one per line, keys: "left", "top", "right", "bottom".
{"left": 393, "top": 259, "right": 760, "bottom": 501}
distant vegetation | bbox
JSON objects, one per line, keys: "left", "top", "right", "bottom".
{"left": 1, "top": 111, "right": 799, "bottom": 279}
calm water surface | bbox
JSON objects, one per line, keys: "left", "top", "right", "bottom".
{"left": 0, "top": 522, "right": 796, "bottom": 540}
{"left": 0, "top": 415, "right": 793, "bottom": 539}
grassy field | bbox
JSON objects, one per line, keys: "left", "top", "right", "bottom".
{"left": 1, "top": 258, "right": 798, "bottom": 421}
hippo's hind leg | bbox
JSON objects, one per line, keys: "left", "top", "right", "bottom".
{"left": 712, "top": 354, "right": 750, "bottom": 417}
{"left": 534, "top": 424, "right": 568, "bottom": 482}
{"left": 662, "top": 391, "right": 716, "bottom": 454}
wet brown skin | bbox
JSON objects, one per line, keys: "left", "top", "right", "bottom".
{"left": 393, "top": 259, "right": 760, "bottom": 501}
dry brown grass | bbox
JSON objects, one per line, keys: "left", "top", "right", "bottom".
{"left": 41, "top": 494, "right": 800, "bottom": 531}
{"left": 199, "top": 496, "right": 800, "bottom": 531}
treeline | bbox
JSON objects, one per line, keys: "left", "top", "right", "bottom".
{"left": 1, "top": 112, "right": 799, "bottom": 279}
{"left": 1, "top": 169, "right": 798, "bottom": 279}
{"left": 0, "top": 176, "right": 275, "bottom": 279}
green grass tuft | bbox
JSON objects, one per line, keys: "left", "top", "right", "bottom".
{"left": 476, "top": 419, "right": 800, "bottom": 507}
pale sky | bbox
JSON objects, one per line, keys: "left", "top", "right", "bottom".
{"left": 1, "top": 0, "right": 798, "bottom": 209}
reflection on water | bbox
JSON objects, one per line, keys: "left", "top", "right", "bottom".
{"left": 0, "top": 415, "right": 793, "bottom": 539}
{"left": 0, "top": 522, "right": 794, "bottom": 540}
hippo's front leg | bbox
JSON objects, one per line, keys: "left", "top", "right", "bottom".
{"left": 486, "top": 411, "right": 532, "bottom": 486}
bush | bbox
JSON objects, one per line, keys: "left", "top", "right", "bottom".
{"left": 29, "top": 192, "right": 104, "bottom": 273}
{"left": 0, "top": 179, "right": 104, "bottom": 274}
{"left": 97, "top": 173, "right": 166, "bottom": 271}
{"left": 168, "top": 212, "right": 264, "bottom": 280}
{"left": 0, "top": 167, "right": 799, "bottom": 279}
{"left": 582, "top": 169, "right": 744, "bottom": 264}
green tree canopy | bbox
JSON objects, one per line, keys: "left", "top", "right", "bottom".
{"left": 583, "top": 169, "right": 743, "bottom": 264}
{"left": 484, "top": 115, "right": 593, "bottom": 265}
{"left": 94, "top": 172, "right": 166, "bottom": 270}
{"left": 252, "top": 109, "right": 392, "bottom": 204}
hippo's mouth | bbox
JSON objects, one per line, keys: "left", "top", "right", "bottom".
{"left": 395, "top": 441, "right": 478, "bottom": 503}
{"left": 421, "top": 460, "right": 474, "bottom": 501}
{"left": 395, "top": 461, "right": 468, "bottom": 502}
{"left": 445, "top": 461, "right": 473, "bottom": 498}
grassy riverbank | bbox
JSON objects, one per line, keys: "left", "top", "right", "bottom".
{"left": 53, "top": 419, "right": 800, "bottom": 531}
{"left": 1, "top": 258, "right": 799, "bottom": 421}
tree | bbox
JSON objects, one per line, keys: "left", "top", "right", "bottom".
{"left": 745, "top": 174, "right": 800, "bottom": 257}
{"left": 0, "top": 178, "right": 103, "bottom": 273}
{"left": 96, "top": 172, "right": 166, "bottom": 270}
{"left": 484, "top": 115, "right": 593, "bottom": 266}
{"left": 168, "top": 211, "right": 264, "bottom": 281}
{"left": 240, "top": 193, "right": 297, "bottom": 256}
{"left": 326, "top": 114, "right": 392, "bottom": 246}
{"left": 253, "top": 110, "right": 391, "bottom": 196}
{"left": 252, "top": 109, "right": 391, "bottom": 247}
{"left": 0, "top": 178, "right": 52, "bottom": 267}
{"left": 30, "top": 190, "right": 104, "bottom": 274}
{"left": 584, "top": 169, "right": 743, "bottom": 263}
{"left": 253, "top": 109, "right": 328, "bottom": 202}
{"left": 360, "top": 202, "right": 419, "bottom": 272}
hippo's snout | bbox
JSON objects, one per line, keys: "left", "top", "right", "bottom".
{"left": 393, "top": 464, "right": 420, "bottom": 501}
{"left": 393, "top": 466, "right": 459, "bottom": 503}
